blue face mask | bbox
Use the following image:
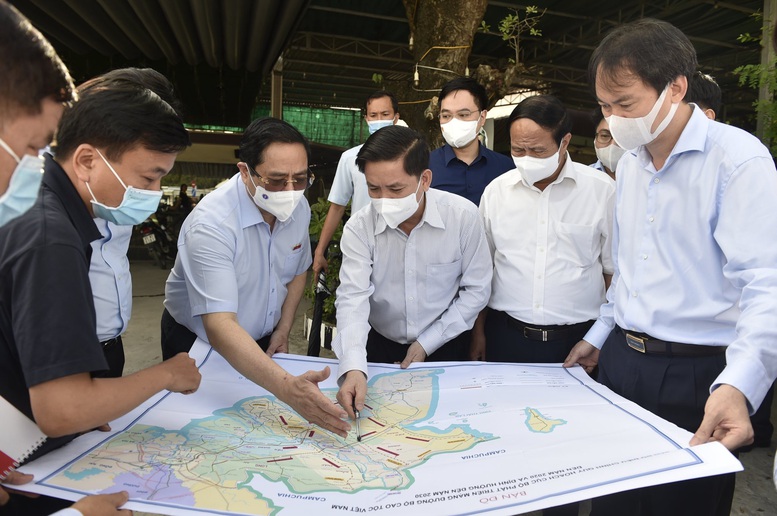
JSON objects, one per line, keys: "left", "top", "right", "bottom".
{"left": 0, "top": 136, "right": 44, "bottom": 227}
{"left": 367, "top": 119, "right": 394, "bottom": 135}
{"left": 86, "top": 149, "right": 163, "bottom": 225}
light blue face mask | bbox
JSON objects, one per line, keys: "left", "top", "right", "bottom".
{"left": 367, "top": 119, "right": 394, "bottom": 135}
{"left": 86, "top": 149, "right": 163, "bottom": 225}
{"left": 0, "top": 136, "right": 44, "bottom": 227}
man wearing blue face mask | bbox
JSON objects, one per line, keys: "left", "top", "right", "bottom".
{"left": 333, "top": 126, "right": 492, "bottom": 420}
{"left": 429, "top": 77, "right": 514, "bottom": 206}
{"left": 313, "top": 90, "right": 400, "bottom": 276}
{"left": 162, "top": 117, "right": 352, "bottom": 439}
{"left": 0, "top": 67, "right": 202, "bottom": 515}
{"left": 563, "top": 19, "right": 777, "bottom": 516}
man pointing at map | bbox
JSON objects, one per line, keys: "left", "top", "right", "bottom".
{"left": 333, "top": 125, "right": 492, "bottom": 416}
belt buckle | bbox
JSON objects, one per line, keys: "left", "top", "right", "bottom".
{"left": 524, "top": 327, "right": 548, "bottom": 342}
{"left": 626, "top": 333, "right": 646, "bottom": 353}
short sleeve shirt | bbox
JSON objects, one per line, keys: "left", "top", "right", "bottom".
{"left": 328, "top": 144, "right": 370, "bottom": 213}
{"left": 0, "top": 155, "right": 106, "bottom": 460}
{"left": 164, "top": 174, "right": 312, "bottom": 342}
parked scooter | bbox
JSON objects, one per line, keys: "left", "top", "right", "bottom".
{"left": 137, "top": 208, "right": 177, "bottom": 269}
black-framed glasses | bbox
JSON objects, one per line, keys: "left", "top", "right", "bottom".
{"left": 252, "top": 170, "right": 315, "bottom": 192}
{"left": 595, "top": 131, "right": 613, "bottom": 145}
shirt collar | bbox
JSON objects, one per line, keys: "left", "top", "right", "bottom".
{"left": 636, "top": 104, "right": 708, "bottom": 170}
{"left": 42, "top": 154, "right": 102, "bottom": 249}
{"left": 443, "top": 142, "right": 485, "bottom": 166}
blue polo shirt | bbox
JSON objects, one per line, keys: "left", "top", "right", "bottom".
{"left": 429, "top": 143, "right": 514, "bottom": 205}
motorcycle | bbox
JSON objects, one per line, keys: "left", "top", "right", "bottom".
{"left": 137, "top": 210, "right": 177, "bottom": 269}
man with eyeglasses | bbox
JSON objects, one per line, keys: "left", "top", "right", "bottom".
{"left": 429, "top": 77, "right": 513, "bottom": 206}
{"left": 590, "top": 109, "right": 624, "bottom": 180}
{"left": 162, "top": 117, "right": 351, "bottom": 438}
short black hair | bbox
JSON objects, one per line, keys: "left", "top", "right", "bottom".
{"left": 439, "top": 77, "right": 489, "bottom": 111}
{"left": 98, "top": 67, "right": 184, "bottom": 117}
{"left": 686, "top": 71, "right": 721, "bottom": 116}
{"left": 590, "top": 107, "right": 605, "bottom": 127}
{"left": 364, "top": 91, "right": 399, "bottom": 115}
{"left": 0, "top": 0, "right": 75, "bottom": 118}
{"left": 508, "top": 95, "right": 572, "bottom": 146}
{"left": 55, "top": 68, "right": 190, "bottom": 161}
{"left": 239, "top": 117, "right": 311, "bottom": 172}
{"left": 588, "top": 18, "right": 697, "bottom": 97}
{"left": 356, "top": 125, "right": 428, "bottom": 178}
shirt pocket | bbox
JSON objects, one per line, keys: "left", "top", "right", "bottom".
{"left": 554, "top": 222, "right": 596, "bottom": 268}
{"left": 426, "top": 259, "right": 463, "bottom": 303}
{"left": 282, "top": 247, "right": 304, "bottom": 283}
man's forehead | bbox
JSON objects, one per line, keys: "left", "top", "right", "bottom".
{"left": 441, "top": 90, "right": 475, "bottom": 110}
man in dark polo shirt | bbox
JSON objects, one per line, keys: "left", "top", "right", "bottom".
{"left": 0, "top": 68, "right": 201, "bottom": 514}
{"left": 429, "top": 77, "right": 513, "bottom": 206}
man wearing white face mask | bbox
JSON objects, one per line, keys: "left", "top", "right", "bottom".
{"left": 590, "top": 109, "right": 624, "bottom": 180}
{"left": 430, "top": 77, "right": 513, "bottom": 206}
{"left": 563, "top": 19, "right": 777, "bottom": 516}
{"left": 163, "top": 117, "right": 352, "bottom": 439}
{"left": 334, "top": 126, "right": 492, "bottom": 419}
{"left": 476, "top": 95, "right": 614, "bottom": 370}
{"left": 313, "top": 91, "right": 400, "bottom": 276}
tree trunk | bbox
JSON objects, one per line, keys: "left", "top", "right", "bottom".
{"left": 396, "top": 0, "right": 488, "bottom": 148}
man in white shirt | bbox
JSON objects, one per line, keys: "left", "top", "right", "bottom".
{"left": 476, "top": 95, "right": 614, "bottom": 366}
{"left": 312, "top": 91, "right": 399, "bottom": 276}
{"left": 163, "top": 117, "right": 351, "bottom": 438}
{"left": 334, "top": 125, "right": 492, "bottom": 418}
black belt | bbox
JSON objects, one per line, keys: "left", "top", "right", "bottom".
{"left": 100, "top": 335, "right": 122, "bottom": 347}
{"left": 499, "top": 312, "right": 591, "bottom": 342}
{"left": 620, "top": 328, "right": 726, "bottom": 357}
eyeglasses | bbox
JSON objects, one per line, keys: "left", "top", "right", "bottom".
{"left": 252, "top": 171, "right": 315, "bottom": 192}
{"left": 595, "top": 131, "right": 613, "bottom": 145}
{"left": 439, "top": 109, "right": 481, "bottom": 123}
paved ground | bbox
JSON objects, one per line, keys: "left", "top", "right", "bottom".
{"left": 125, "top": 260, "right": 776, "bottom": 515}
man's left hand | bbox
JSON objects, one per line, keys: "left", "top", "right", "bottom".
{"left": 400, "top": 341, "right": 427, "bottom": 369}
{"left": 267, "top": 332, "right": 289, "bottom": 356}
{"left": 690, "top": 384, "right": 754, "bottom": 451}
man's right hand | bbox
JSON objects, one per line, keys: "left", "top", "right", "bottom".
{"left": 337, "top": 370, "right": 367, "bottom": 420}
{"left": 280, "top": 367, "right": 351, "bottom": 438}
{"left": 71, "top": 491, "right": 132, "bottom": 515}
{"left": 162, "top": 353, "right": 202, "bottom": 394}
{"left": 563, "top": 340, "right": 599, "bottom": 374}
{"left": 312, "top": 249, "right": 328, "bottom": 277}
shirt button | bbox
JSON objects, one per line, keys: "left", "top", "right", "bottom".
{"left": 649, "top": 216, "right": 655, "bottom": 222}
{"left": 539, "top": 247, "right": 545, "bottom": 252}
{"left": 535, "top": 304, "right": 541, "bottom": 309}
{"left": 540, "top": 220, "right": 546, "bottom": 224}
{"left": 654, "top": 178, "right": 660, "bottom": 184}
{"left": 409, "top": 296, "right": 414, "bottom": 301}
{"left": 642, "top": 254, "right": 647, "bottom": 260}
{"left": 632, "top": 292, "right": 638, "bottom": 297}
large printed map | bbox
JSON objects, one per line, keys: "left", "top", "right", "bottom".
{"left": 20, "top": 340, "right": 741, "bottom": 516}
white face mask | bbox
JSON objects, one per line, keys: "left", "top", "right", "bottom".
{"left": 512, "top": 150, "right": 561, "bottom": 186}
{"left": 371, "top": 178, "right": 422, "bottom": 229}
{"left": 247, "top": 174, "right": 304, "bottom": 222}
{"left": 441, "top": 115, "right": 481, "bottom": 148}
{"left": 595, "top": 143, "right": 627, "bottom": 174}
{"left": 606, "top": 85, "right": 679, "bottom": 149}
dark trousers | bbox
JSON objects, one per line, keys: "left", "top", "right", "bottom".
{"left": 484, "top": 310, "right": 592, "bottom": 516}
{"left": 0, "top": 492, "right": 70, "bottom": 516}
{"left": 590, "top": 327, "right": 735, "bottom": 516}
{"left": 365, "top": 328, "right": 470, "bottom": 364}
{"left": 161, "top": 308, "right": 270, "bottom": 360}
{"left": 484, "top": 310, "right": 594, "bottom": 364}
{"left": 92, "top": 336, "right": 125, "bottom": 378}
